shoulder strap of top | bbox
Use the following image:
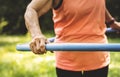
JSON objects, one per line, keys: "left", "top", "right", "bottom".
{"left": 53, "top": 0, "right": 63, "bottom": 10}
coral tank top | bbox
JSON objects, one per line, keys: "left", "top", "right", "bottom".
{"left": 52, "top": 0, "right": 110, "bottom": 71}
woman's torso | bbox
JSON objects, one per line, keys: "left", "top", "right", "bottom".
{"left": 52, "top": 0, "right": 110, "bottom": 71}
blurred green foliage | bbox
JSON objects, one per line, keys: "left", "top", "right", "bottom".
{"left": 0, "top": 0, "right": 54, "bottom": 35}
{"left": 0, "top": 0, "right": 30, "bottom": 34}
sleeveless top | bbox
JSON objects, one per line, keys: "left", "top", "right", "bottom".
{"left": 52, "top": 0, "right": 110, "bottom": 71}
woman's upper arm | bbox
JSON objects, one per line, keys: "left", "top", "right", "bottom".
{"left": 27, "top": 0, "right": 53, "bottom": 16}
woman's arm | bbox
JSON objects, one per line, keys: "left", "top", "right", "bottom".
{"left": 105, "top": 8, "right": 120, "bottom": 30}
{"left": 24, "top": 0, "right": 53, "bottom": 54}
{"left": 24, "top": 0, "right": 52, "bottom": 38}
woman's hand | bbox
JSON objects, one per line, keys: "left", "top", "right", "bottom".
{"left": 30, "top": 35, "right": 48, "bottom": 54}
{"left": 110, "top": 21, "right": 120, "bottom": 34}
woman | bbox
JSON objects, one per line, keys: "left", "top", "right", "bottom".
{"left": 24, "top": 0, "right": 120, "bottom": 77}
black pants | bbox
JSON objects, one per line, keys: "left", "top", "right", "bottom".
{"left": 56, "top": 65, "right": 109, "bottom": 77}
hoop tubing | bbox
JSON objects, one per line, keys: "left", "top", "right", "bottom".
{"left": 16, "top": 43, "right": 120, "bottom": 51}
{"left": 106, "top": 28, "right": 118, "bottom": 33}
{"left": 16, "top": 28, "right": 120, "bottom": 51}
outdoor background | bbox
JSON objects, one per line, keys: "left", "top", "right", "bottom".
{"left": 0, "top": 0, "right": 120, "bottom": 77}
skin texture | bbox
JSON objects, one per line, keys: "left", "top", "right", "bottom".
{"left": 24, "top": 0, "right": 53, "bottom": 54}
{"left": 24, "top": 0, "right": 120, "bottom": 54}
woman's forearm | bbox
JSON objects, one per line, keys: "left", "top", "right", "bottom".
{"left": 105, "top": 8, "right": 114, "bottom": 22}
{"left": 105, "top": 8, "right": 120, "bottom": 30}
{"left": 24, "top": 7, "right": 42, "bottom": 38}
{"left": 24, "top": 0, "right": 52, "bottom": 38}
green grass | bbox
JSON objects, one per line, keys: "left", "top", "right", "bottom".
{"left": 108, "top": 37, "right": 120, "bottom": 77}
{"left": 0, "top": 34, "right": 120, "bottom": 77}
{"left": 0, "top": 33, "right": 56, "bottom": 77}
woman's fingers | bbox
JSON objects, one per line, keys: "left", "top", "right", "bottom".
{"left": 30, "top": 41, "right": 38, "bottom": 54}
{"left": 30, "top": 35, "right": 47, "bottom": 54}
{"left": 35, "top": 38, "right": 41, "bottom": 51}
{"left": 40, "top": 38, "right": 46, "bottom": 53}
